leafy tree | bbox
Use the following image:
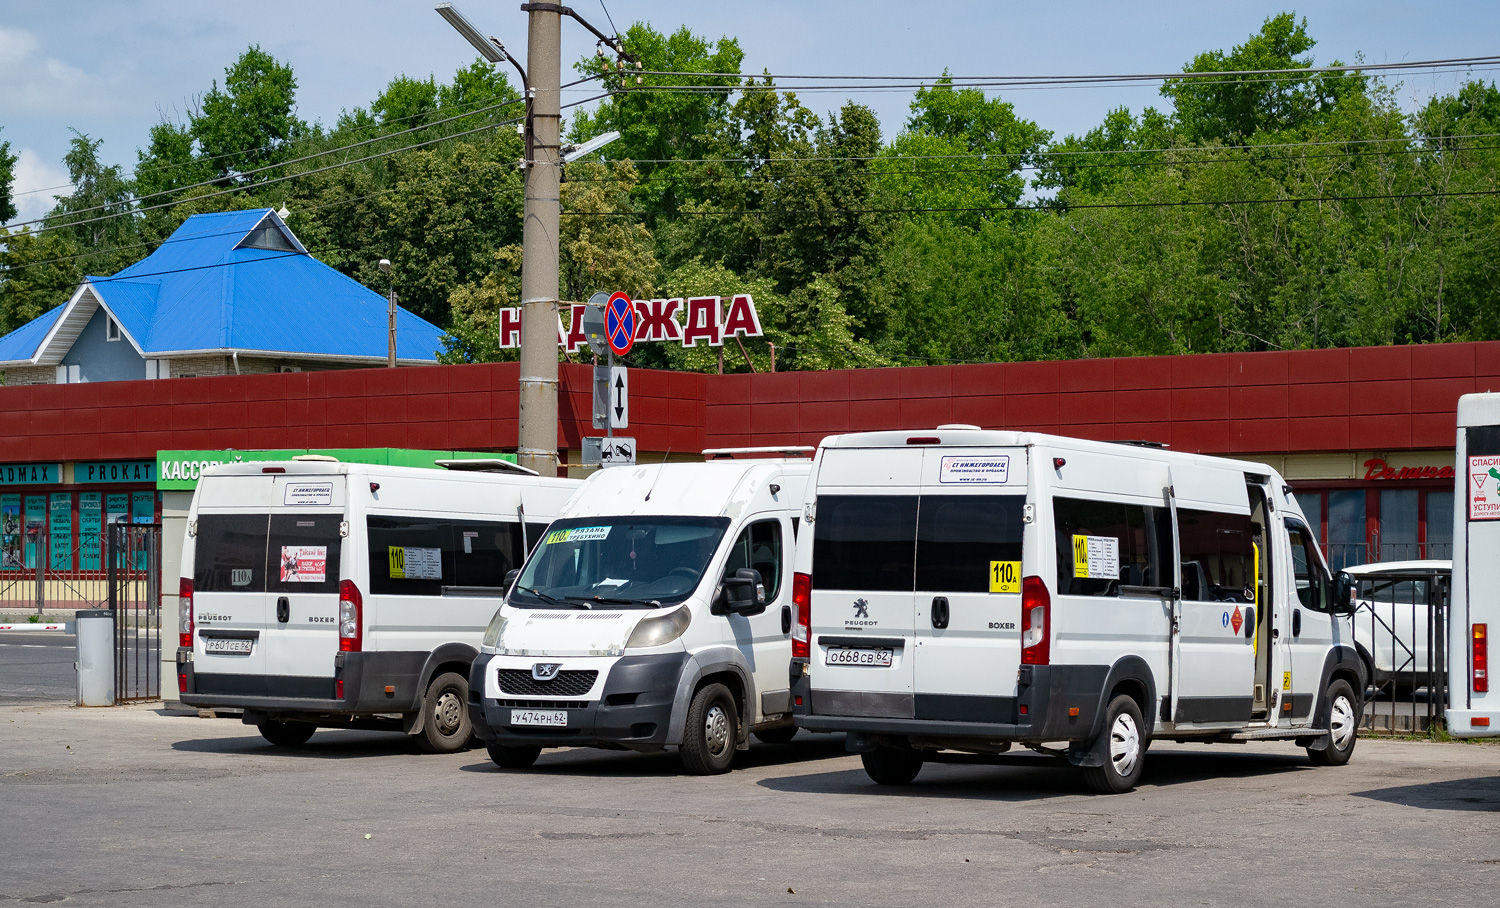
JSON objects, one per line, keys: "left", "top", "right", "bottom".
{"left": 0, "top": 226, "right": 82, "bottom": 336}
{"left": 47, "top": 131, "right": 139, "bottom": 276}
{"left": 192, "top": 46, "right": 308, "bottom": 180}
{"left": 0, "top": 128, "right": 17, "bottom": 225}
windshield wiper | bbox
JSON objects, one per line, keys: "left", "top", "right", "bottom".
{"left": 517, "top": 585, "right": 593, "bottom": 609}
{"left": 590, "top": 596, "right": 663, "bottom": 608}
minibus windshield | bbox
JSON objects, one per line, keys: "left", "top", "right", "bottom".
{"left": 509, "top": 516, "right": 731, "bottom": 609}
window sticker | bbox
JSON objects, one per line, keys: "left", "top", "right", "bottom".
{"left": 1072, "top": 535, "right": 1120, "bottom": 579}
{"left": 283, "top": 482, "right": 334, "bottom": 506}
{"left": 1468, "top": 455, "right": 1500, "bottom": 520}
{"left": 388, "top": 546, "right": 442, "bottom": 580}
{"left": 938, "top": 455, "right": 1009, "bottom": 484}
{"left": 989, "top": 560, "right": 1021, "bottom": 593}
{"left": 231, "top": 568, "right": 253, "bottom": 587}
{"left": 544, "top": 525, "right": 611, "bottom": 545}
{"left": 280, "top": 545, "right": 327, "bottom": 582}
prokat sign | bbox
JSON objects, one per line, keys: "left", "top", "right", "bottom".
{"left": 499, "top": 293, "right": 764, "bottom": 353}
{"left": 1469, "top": 455, "right": 1500, "bottom": 521}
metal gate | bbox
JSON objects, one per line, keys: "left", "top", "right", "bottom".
{"left": 1353, "top": 567, "right": 1449, "bottom": 734}
{"left": 106, "top": 524, "right": 161, "bottom": 702}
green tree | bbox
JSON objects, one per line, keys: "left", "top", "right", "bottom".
{"left": 0, "top": 226, "right": 82, "bottom": 336}
{"left": 0, "top": 128, "right": 17, "bottom": 225}
{"left": 47, "top": 131, "right": 139, "bottom": 277}
{"left": 193, "top": 46, "right": 308, "bottom": 180}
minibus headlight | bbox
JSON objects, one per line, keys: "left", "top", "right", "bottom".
{"left": 626, "top": 606, "right": 691, "bottom": 649}
{"left": 482, "top": 610, "right": 508, "bottom": 650}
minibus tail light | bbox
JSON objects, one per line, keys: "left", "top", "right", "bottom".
{"left": 179, "top": 578, "right": 194, "bottom": 648}
{"left": 339, "top": 580, "right": 363, "bottom": 652}
{"left": 792, "top": 572, "right": 812, "bottom": 659}
{"left": 1021, "top": 575, "right": 1050, "bottom": 665}
{"left": 1475, "top": 624, "right": 1489, "bottom": 693}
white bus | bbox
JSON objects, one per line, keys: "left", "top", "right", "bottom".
{"left": 1448, "top": 393, "right": 1499, "bottom": 737}
{"left": 792, "top": 427, "right": 1365, "bottom": 792}
{"left": 176, "top": 458, "right": 577, "bottom": 752}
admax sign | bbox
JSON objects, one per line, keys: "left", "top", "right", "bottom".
{"left": 498, "top": 293, "right": 764, "bottom": 353}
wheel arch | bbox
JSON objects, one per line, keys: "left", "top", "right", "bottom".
{"left": 405, "top": 643, "right": 480, "bottom": 736}
{"left": 1307, "top": 645, "right": 1364, "bottom": 751}
{"left": 664, "top": 647, "right": 754, "bottom": 748}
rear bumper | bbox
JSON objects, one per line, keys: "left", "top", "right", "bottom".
{"left": 1446, "top": 709, "right": 1500, "bottom": 737}
{"left": 176, "top": 648, "right": 425, "bottom": 717}
{"left": 468, "top": 651, "right": 687, "bottom": 749}
{"left": 791, "top": 661, "right": 1109, "bottom": 743}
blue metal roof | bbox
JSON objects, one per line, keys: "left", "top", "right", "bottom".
{"left": 0, "top": 209, "right": 446, "bottom": 365}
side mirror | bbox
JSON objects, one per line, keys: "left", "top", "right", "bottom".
{"left": 718, "top": 568, "right": 766, "bottom": 617}
{"left": 1331, "top": 572, "right": 1356, "bottom": 615}
{"left": 503, "top": 569, "right": 521, "bottom": 594}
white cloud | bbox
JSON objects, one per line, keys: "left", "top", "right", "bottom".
{"left": 6, "top": 147, "right": 73, "bottom": 226}
{"left": 0, "top": 25, "right": 104, "bottom": 116}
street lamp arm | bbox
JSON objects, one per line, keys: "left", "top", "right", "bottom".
{"left": 520, "top": 2, "right": 629, "bottom": 57}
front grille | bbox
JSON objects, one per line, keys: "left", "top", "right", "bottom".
{"left": 497, "top": 668, "right": 599, "bottom": 697}
{"left": 493, "top": 698, "right": 590, "bottom": 709}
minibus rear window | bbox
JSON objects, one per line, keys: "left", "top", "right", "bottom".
{"left": 812, "top": 496, "right": 918, "bottom": 592}
{"left": 266, "top": 514, "right": 343, "bottom": 595}
{"left": 916, "top": 496, "right": 1025, "bottom": 592}
{"left": 193, "top": 514, "right": 269, "bottom": 593}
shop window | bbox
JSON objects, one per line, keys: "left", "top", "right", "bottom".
{"left": 1326, "top": 490, "right": 1367, "bottom": 570}
{"left": 1426, "top": 491, "right": 1454, "bottom": 558}
{"left": 1297, "top": 492, "right": 1323, "bottom": 544}
{"left": 916, "top": 495, "right": 1025, "bottom": 593}
{"left": 1177, "top": 508, "right": 1256, "bottom": 603}
{"left": 1053, "top": 497, "right": 1171, "bottom": 597}
{"left": 723, "top": 519, "right": 783, "bottom": 601}
{"left": 812, "top": 496, "right": 917, "bottom": 592}
{"left": 1377, "top": 489, "right": 1419, "bottom": 560}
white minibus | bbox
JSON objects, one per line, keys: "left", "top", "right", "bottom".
{"left": 176, "top": 458, "right": 577, "bottom": 751}
{"left": 470, "top": 451, "right": 811, "bottom": 774}
{"left": 792, "top": 427, "right": 1365, "bottom": 792}
{"left": 1448, "top": 393, "right": 1500, "bottom": 737}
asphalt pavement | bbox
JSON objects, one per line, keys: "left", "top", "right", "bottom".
{"left": 0, "top": 701, "right": 1497, "bottom": 907}
{"left": 0, "top": 631, "right": 76, "bottom": 704}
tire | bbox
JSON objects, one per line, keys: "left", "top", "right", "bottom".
{"left": 1082, "top": 694, "right": 1147, "bottom": 794}
{"left": 487, "top": 743, "right": 541, "bottom": 769}
{"left": 1307, "top": 678, "right": 1359, "bottom": 766}
{"left": 753, "top": 725, "right": 798, "bottom": 745}
{"left": 679, "top": 683, "right": 738, "bottom": 775}
{"left": 861, "top": 748, "right": 923, "bottom": 785}
{"left": 414, "top": 671, "right": 473, "bottom": 754}
{"left": 258, "top": 720, "right": 315, "bottom": 747}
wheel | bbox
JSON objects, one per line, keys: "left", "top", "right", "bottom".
{"left": 414, "top": 671, "right": 473, "bottom": 754}
{"left": 258, "top": 720, "right": 315, "bottom": 747}
{"left": 1082, "top": 694, "right": 1147, "bottom": 794}
{"left": 487, "top": 743, "right": 541, "bottom": 769}
{"left": 753, "top": 725, "right": 798, "bottom": 745}
{"left": 679, "top": 683, "right": 738, "bottom": 775}
{"left": 861, "top": 748, "right": 923, "bottom": 785}
{"left": 1307, "top": 678, "right": 1359, "bottom": 766}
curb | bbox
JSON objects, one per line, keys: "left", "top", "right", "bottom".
{"left": 0, "top": 622, "right": 74, "bottom": 632}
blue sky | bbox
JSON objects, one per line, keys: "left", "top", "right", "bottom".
{"left": 3, "top": 1, "right": 1499, "bottom": 224}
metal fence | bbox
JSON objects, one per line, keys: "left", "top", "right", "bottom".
{"left": 1349, "top": 567, "right": 1449, "bottom": 734}
{"left": 0, "top": 526, "right": 145, "bottom": 615}
{"left": 1323, "top": 542, "right": 1452, "bottom": 573}
{"left": 106, "top": 524, "right": 161, "bottom": 703}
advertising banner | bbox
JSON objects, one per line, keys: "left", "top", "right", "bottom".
{"left": 49, "top": 494, "right": 72, "bottom": 571}
{"left": 78, "top": 493, "right": 102, "bottom": 571}
{"left": 1, "top": 494, "right": 19, "bottom": 571}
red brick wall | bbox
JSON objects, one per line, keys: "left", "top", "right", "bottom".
{"left": 3, "top": 342, "right": 1498, "bottom": 462}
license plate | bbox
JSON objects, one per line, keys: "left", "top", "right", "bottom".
{"left": 204, "top": 637, "right": 253, "bottom": 655}
{"left": 510, "top": 709, "right": 568, "bottom": 727}
{"left": 825, "top": 647, "right": 893, "bottom": 667}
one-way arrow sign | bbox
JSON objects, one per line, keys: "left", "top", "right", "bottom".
{"left": 610, "top": 366, "right": 628, "bottom": 429}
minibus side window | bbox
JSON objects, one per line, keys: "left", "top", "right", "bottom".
{"left": 1285, "top": 520, "right": 1330, "bottom": 612}
{"left": 723, "top": 520, "right": 783, "bottom": 601}
{"left": 812, "top": 496, "right": 918, "bottom": 592}
{"left": 453, "top": 521, "right": 527, "bottom": 588}
{"left": 366, "top": 516, "right": 456, "bottom": 596}
{"left": 267, "top": 514, "right": 343, "bottom": 594}
{"left": 1053, "top": 497, "right": 1168, "bottom": 597}
{"left": 1178, "top": 508, "right": 1256, "bottom": 603}
{"left": 916, "top": 496, "right": 1025, "bottom": 592}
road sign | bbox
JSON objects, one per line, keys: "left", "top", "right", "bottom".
{"left": 611, "top": 366, "right": 628, "bottom": 429}
{"left": 605, "top": 291, "right": 635, "bottom": 356}
{"left": 583, "top": 292, "right": 609, "bottom": 356}
{"left": 582, "top": 436, "right": 636, "bottom": 467}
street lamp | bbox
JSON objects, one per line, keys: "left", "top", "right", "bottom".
{"left": 379, "top": 258, "right": 395, "bottom": 368}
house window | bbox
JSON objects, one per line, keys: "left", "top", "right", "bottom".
{"left": 105, "top": 317, "right": 121, "bottom": 341}
{"left": 277, "top": 365, "right": 302, "bottom": 373}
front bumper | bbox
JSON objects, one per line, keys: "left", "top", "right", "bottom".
{"left": 468, "top": 651, "right": 689, "bottom": 749}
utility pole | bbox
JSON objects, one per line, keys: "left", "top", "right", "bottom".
{"left": 517, "top": 2, "right": 563, "bottom": 476}
{"left": 379, "top": 257, "right": 396, "bottom": 368}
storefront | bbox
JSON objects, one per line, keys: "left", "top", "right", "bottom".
{"left": 0, "top": 461, "right": 160, "bottom": 608}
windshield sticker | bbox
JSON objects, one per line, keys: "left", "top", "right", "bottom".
{"left": 280, "top": 545, "right": 327, "bottom": 583}
{"left": 283, "top": 482, "right": 333, "bottom": 506}
{"left": 389, "top": 546, "right": 442, "bottom": 580}
{"left": 938, "top": 455, "right": 1009, "bottom": 484}
{"left": 545, "top": 526, "right": 611, "bottom": 544}
{"left": 1072, "top": 535, "right": 1119, "bottom": 579}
